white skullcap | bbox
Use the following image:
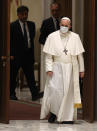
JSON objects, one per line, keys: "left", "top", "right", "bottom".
{"left": 61, "top": 17, "right": 71, "bottom": 22}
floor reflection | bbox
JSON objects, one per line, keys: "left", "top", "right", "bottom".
{"left": 16, "top": 87, "right": 41, "bottom": 104}
{"left": 0, "top": 120, "right": 97, "bottom": 131}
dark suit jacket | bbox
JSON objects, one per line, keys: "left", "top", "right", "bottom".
{"left": 10, "top": 20, "right": 35, "bottom": 63}
{"left": 39, "top": 17, "right": 59, "bottom": 45}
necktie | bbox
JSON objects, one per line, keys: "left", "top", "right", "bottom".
{"left": 56, "top": 19, "right": 60, "bottom": 30}
{"left": 23, "top": 23, "right": 28, "bottom": 48}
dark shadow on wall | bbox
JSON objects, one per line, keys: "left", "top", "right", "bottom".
{"left": 94, "top": 0, "right": 97, "bottom": 121}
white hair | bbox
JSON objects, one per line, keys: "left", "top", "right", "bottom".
{"left": 61, "top": 17, "right": 71, "bottom": 22}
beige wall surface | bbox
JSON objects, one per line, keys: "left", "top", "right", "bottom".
{"left": 10, "top": 0, "right": 21, "bottom": 22}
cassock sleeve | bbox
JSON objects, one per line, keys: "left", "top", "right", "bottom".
{"left": 69, "top": 34, "right": 85, "bottom": 56}
{"left": 45, "top": 53, "right": 53, "bottom": 72}
{"left": 78, "top": 53, "right": 85, "bottom": 72}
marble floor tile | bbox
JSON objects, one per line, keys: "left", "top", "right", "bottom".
{"left": 0, "top": 120, "right": 97, "bottom": 131}
{"left": 16, "top": 87, "right": 41, "bottom": 104}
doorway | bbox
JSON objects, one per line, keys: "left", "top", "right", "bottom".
{"left": 0, "top": 0, "right": 96, "bottom": 123}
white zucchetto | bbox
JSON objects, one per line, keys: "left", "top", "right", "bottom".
{"left": 61, "top": 17, "right": 71, "bottom": 22}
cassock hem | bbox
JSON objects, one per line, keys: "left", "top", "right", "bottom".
{"left": 74, "top": 103, "right": 82, "bottom": 108}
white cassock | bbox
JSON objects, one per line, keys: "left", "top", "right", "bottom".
{"left": 40, "top": 30, "right": 85, "bottom": 122}
{"left": 40, "top": 45, "right": 46, "bottom": 92}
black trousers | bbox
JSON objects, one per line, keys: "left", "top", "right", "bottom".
{"left": 10, "top": 59, "right": 37, "bottom": 97}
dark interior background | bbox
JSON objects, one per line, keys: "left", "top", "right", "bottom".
{"left": 94, "top": 0, "right": 97, "bottom": 121}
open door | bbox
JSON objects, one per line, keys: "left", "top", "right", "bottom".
{"left": 83, "top": 0, "right": 95, "bottom": 122}
{"left": 0, "top": 0, "right": 10, "bottom": 124}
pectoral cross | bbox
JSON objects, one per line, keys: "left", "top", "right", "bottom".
{"left": 63, "top": 49, "right": 68, "bottom": 55}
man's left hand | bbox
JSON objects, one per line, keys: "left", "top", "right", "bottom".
{"left": 79, "top": 72, "right": 85, "bottom": 78}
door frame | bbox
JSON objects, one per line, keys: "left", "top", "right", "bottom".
{"left": 0, "top": 0, "right": 10, "bottom": 124}
{"left": 83, "top": 0, "right": 95, "bottom": 122}
{"left": 0, "top": 0, "right": 96, "bottom": 123}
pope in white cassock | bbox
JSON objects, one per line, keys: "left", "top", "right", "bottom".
{"left": 40, "top": 17, "right": 85, "bottom": 124}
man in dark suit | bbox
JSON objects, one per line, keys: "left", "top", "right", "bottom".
{"left": 39, "top": 2, "right": 61, "bottom": 44}
{"left": 10, "top": 5, "right": 43, "bottom": 100}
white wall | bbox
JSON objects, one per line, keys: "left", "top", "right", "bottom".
{"left": 72, "top": 0, "right": 84, "bottom": 41}
{"left": 43, "top": 0, "right": 53, "bottom": 19}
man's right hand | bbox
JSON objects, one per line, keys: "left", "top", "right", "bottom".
{"left": 10, "top": 56, "right": 14, "bottom": 60}
{"left": 47, "top": 71, "right": 53, "bottom": 77}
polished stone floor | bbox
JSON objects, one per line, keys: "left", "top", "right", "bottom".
{"left": 16, "top": 87, "right": 33, "bottom": 102}
{"left": 0, "top": 120, "right": 97, "bottom": 131}
{"left": 10, "top": 86, "right": 97, "bottom": 131}
{"left": 16, "top": 87, "right": 41, "bottom": 104}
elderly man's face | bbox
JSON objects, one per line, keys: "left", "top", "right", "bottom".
{"left": 17, "top": 10, "right": 28, "bottom": 23}
{"left": 60, "top": 19, "right": 71, "bottom": 29}
{"left": 51, "top": 4, "right": 60, "bottom": 18}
